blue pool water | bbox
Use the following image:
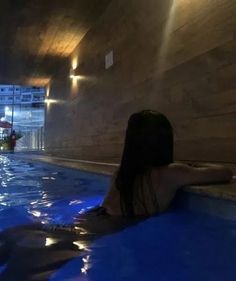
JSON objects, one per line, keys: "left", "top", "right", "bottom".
{"left": 0, "top": 155, "right": 236, "bottom": 281}
{"left": 0, "top": 155, "right": 108, "bottom": 229}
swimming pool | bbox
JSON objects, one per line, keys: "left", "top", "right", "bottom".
{"left": 0, "top": 155, "right": 235, "bottom": 281}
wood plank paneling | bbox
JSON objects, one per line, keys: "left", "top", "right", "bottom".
{"left": 45, "top": 0, "right": 236, "bottom": 163}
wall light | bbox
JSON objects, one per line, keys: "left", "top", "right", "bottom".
{"left": 69, "top": 68, "right": 81, "bottom": 79}
{"left": 69, "top": 68, "right": 85, "bottom": 80}
{"left": 70, "top": 68, "right": 76, "bottom": 78}
{"left": 46, "top": 84, "right": 50, "bottom": 97}
{"left": 72, "top": 56, "right": 78, "bottom": 70}
{"left": 44, "top": 98, "right": 58, "bottom": 105}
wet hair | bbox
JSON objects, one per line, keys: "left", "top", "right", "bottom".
{"left": 116, "top": 110, "right": 174, "bottom": 217}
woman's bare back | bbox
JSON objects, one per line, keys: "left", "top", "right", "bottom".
{"left": 103, "top": 163, "right": 232, "bottom": 216}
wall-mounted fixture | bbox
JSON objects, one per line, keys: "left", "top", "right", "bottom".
{"left": 70, "top": 68, "right": 76, "bottom": 79}
{"left": 46, "top": 84, "right": 50, "bottom": 97}
{"left": 69, "top": 68, "right": 82, "bottom": 79}
{"left": 69, "top": 67, "right": 87, "bottom": 81}
{"left": 44, "top": 98, "right": 57, "bottom": 105}
{"left": 105, "top": 50, "right": 113, "bottom": 69}
{"left": 44, "top": 95, "right": 60, "bottom": 112}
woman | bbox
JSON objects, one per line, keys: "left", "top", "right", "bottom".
{"left": 102, "top": 110, "right": 232, "bottom": 217}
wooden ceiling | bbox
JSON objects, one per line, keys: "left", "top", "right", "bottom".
{"left": 0, "top": 0, "right": 110, "bottom": 86}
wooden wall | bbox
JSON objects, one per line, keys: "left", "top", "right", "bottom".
{"left": 45, "top": 0, "right": 236, "bottom": 163}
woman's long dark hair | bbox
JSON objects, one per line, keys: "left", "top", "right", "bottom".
{"left": 116, "top": 110, "right": 174, "bottom": 217}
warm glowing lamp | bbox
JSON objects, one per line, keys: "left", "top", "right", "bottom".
{"left": 70, "top": 68, "right": 76, "bottom": 79}
{"left": 69, "top": 67, "right": 85, "bottom": 80}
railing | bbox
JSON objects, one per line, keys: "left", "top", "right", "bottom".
{"left": 15, "top": 127, "right": 45, "bottom": 152}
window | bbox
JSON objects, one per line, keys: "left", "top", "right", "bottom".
{"left": 21, "top": 94, "right": 32, "bottom": 102}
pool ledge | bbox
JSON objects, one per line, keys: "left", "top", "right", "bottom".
{"left": 13, "top": 153, "right": 118, "bottom": 176}
{"left": 183, "top": 178, "right": 236, "bottom": 202}
{"left": 13, "top": 153, "right": 236, "bottom": 203}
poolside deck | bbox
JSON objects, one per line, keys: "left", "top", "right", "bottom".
{"left": 14, "top": 152, "right": 236, "bottom": 203}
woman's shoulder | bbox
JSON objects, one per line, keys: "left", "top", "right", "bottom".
{"left": 150, "top": 163, "right": 192, "bottom": 189}
{"left": 151, "top": 163, "right": 194, "bottom": 175}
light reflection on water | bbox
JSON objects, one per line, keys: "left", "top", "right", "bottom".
{"left": 0, "top": 155, "right": 109, "bottom": 227}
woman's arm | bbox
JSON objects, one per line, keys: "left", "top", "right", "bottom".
{"left": 169, "top": 163, "right": 233, "bottom": 189}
